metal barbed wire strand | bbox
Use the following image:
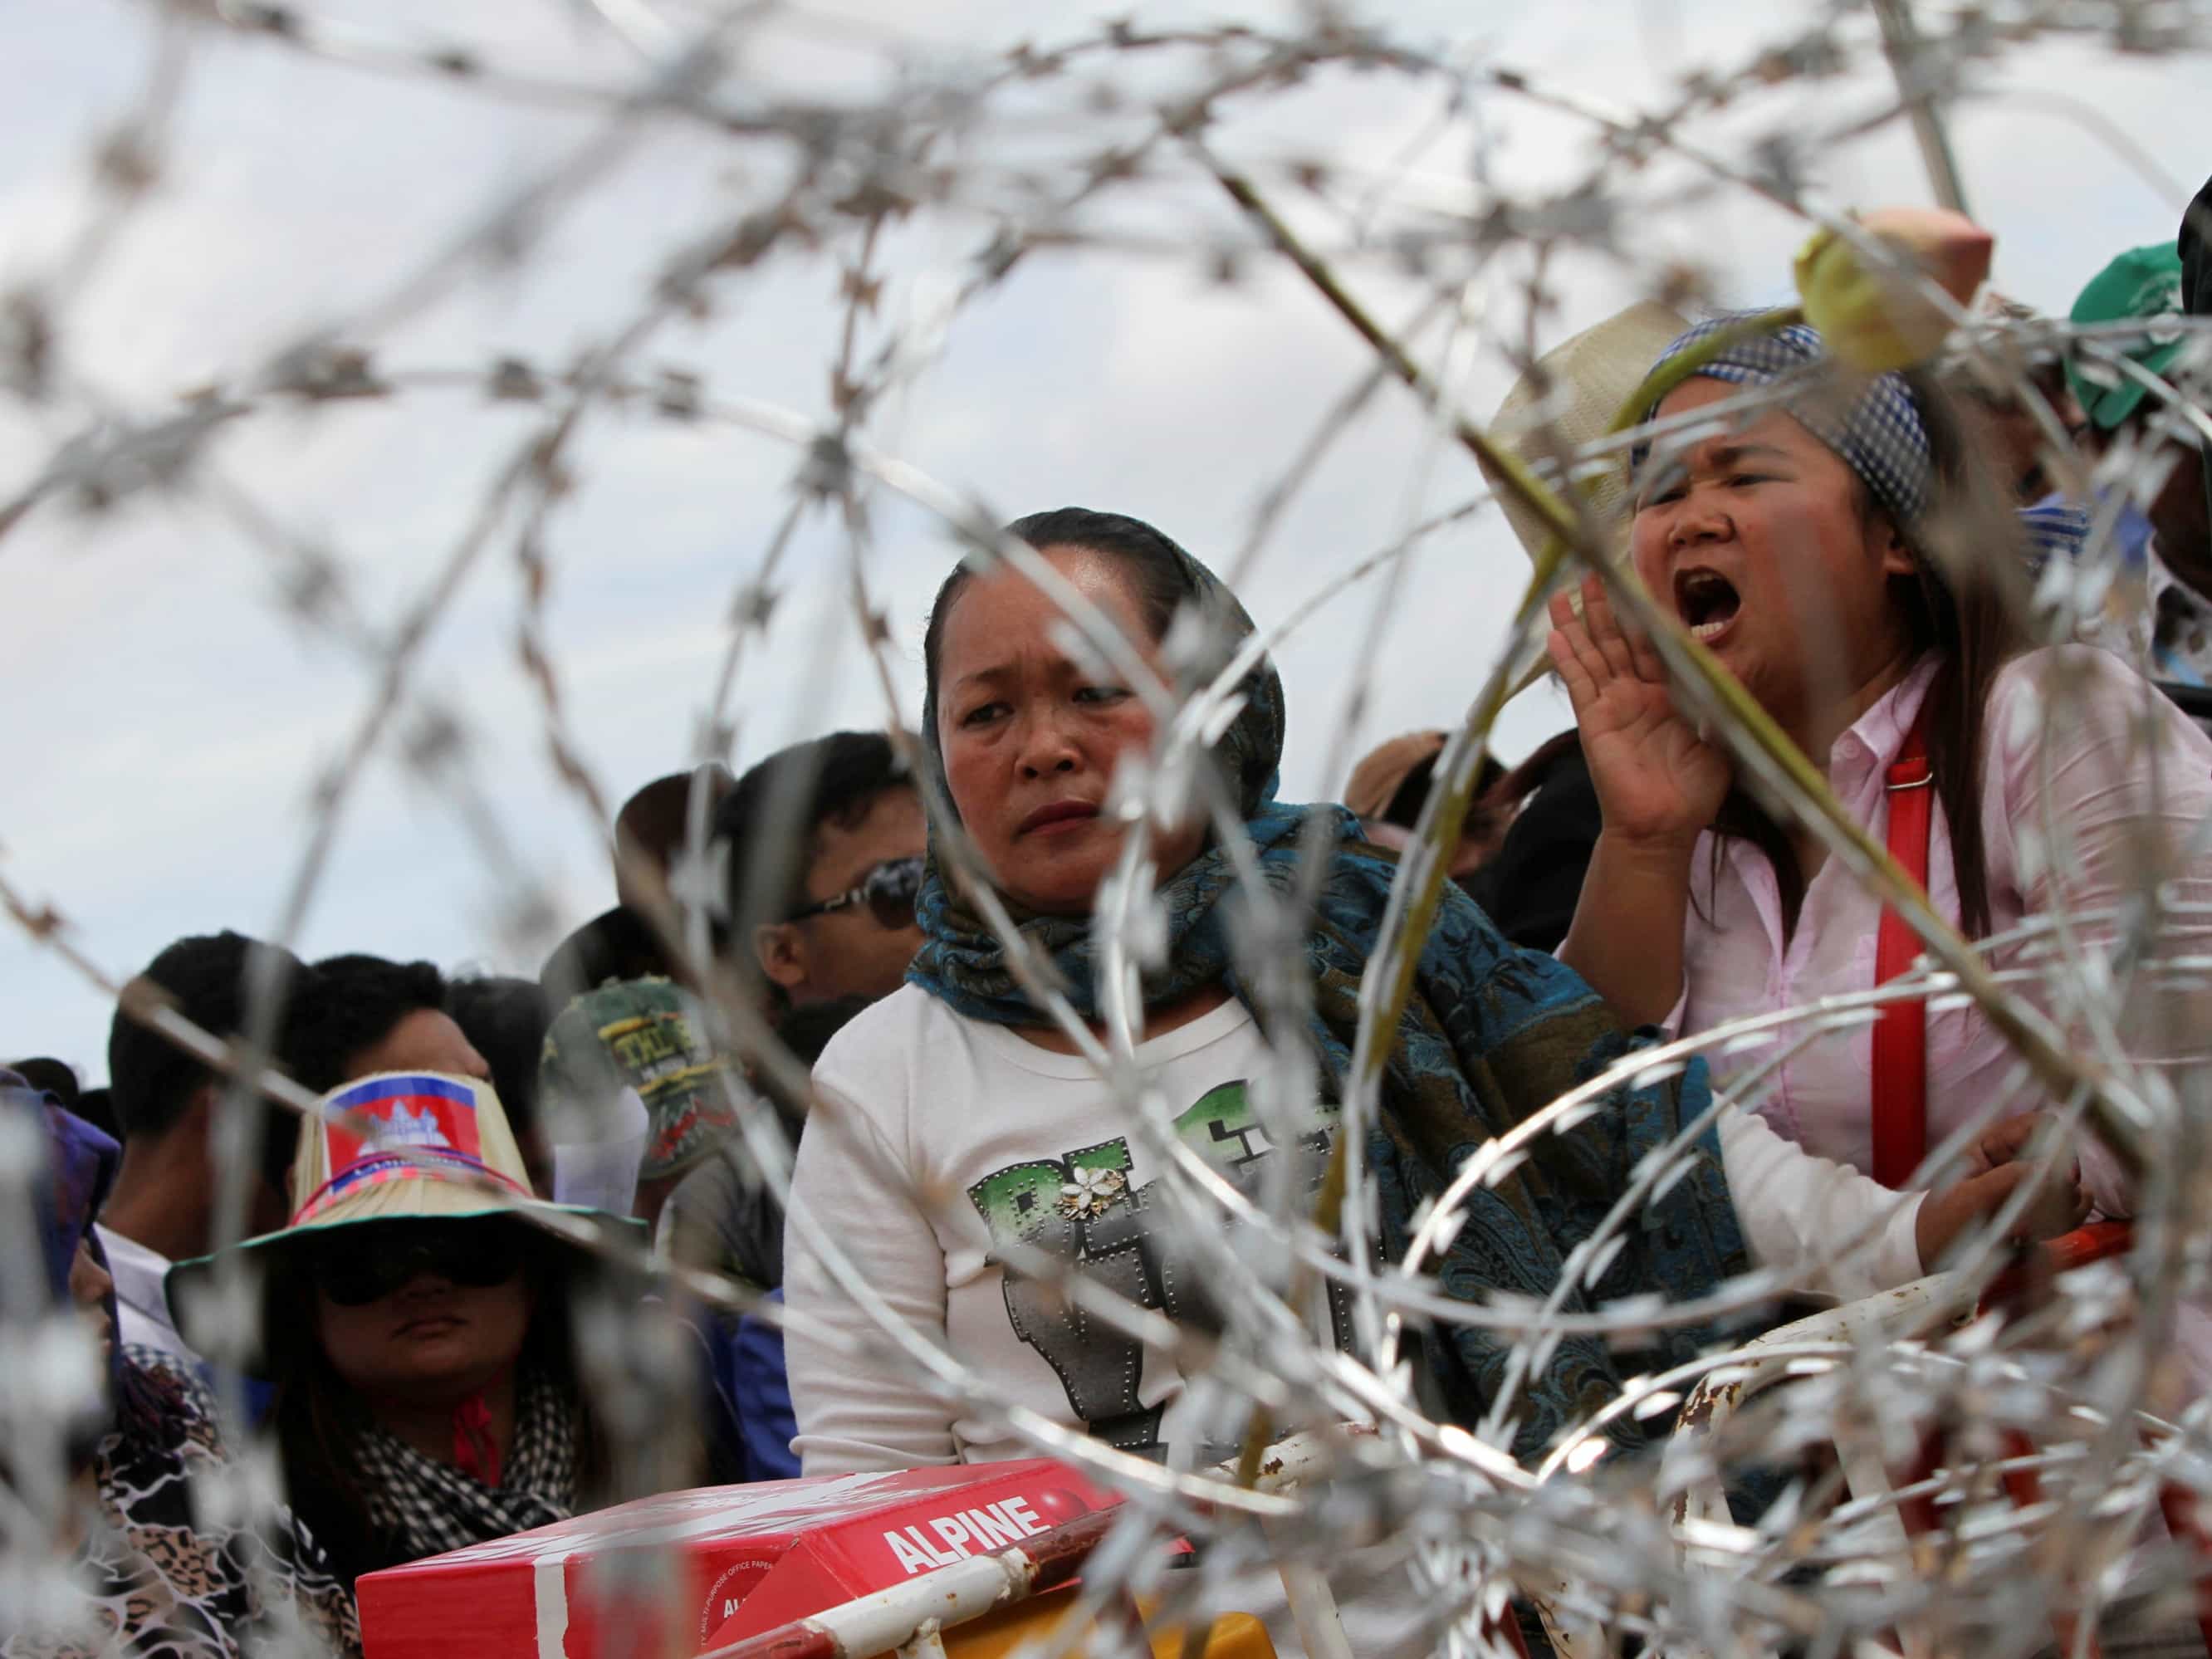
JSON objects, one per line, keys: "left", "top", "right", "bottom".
{"left": 791, "top": 409, "right": 1743, "bottom": 1654}
{"left": 3, "top": 848, "right": 1373, "bottom": 1541}
{"left": 33, "top": 6, "right": 194, "bottom": 323}
{"left": 12, "top": 477, "right": 2194, "bottom": 1654}
{"left": 830, "top": 443, "right": 1374, "bottom": 1425}
{"left": 12, "top": 6, "right": 2212, "bottom": 1654}
{"left": 551, "top": 409, "right": 1407, "bottom": 1539}
{"left": 553, "top": 318, "right": 2212, "bottom": 1397}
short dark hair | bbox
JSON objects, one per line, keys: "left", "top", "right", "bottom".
{"left": 541, "top": 908, "right": 668, "bottom": 1009}
{"left": 107, "top": 932, "right": 308, "bottom": 1142}
{"left": 1379, "top": 752, "right": 1506, "bottom": 833}
{"left": 776, "top": 993, "right": 873, "bottom": 1068}
{"left": 443, "top": 975, "right": 551, "bottom": 1143}
{"left": 9, "top": 1056, "right": 80, "bottom": 1109}
{"left": 714, "top": 732, "right": 913, "bottom": 928}
{"left": 70, "top": 1088, "right": 120, "bottom": 1144}
{"left": 920, "top": 508, "right": 1195, "bottom": 769}
{"left": 291, "top": 954, "right": 449, "bottom": 1095}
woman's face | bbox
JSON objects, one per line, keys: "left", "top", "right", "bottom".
{"left": 316, "top": 1260, "right": 534, "bottom": 1409}
{"left": 1631, "top": 378, "right": 1918, "bottom": 741}
{"left": 936, "top": 545, "right": 1203, "bottom": 915}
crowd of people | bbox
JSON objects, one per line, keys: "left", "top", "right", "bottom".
{"left": 7, "top": 181, "right": 2212, "bottom": 1657}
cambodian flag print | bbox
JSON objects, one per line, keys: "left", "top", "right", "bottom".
{"left": 297, "top": 1074, "right": 514, "bottom": 1220}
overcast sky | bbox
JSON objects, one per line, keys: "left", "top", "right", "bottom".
{"left": 5, "top": 0, "right": 2203, "bottom": 1082}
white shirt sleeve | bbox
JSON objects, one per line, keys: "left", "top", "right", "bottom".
{"left": 1718, "top": 1103, "right": 1924, "bottom": 1301}
{"left": 783, "top": 1079, "right": 962, "bottom": 1474}
{"left": 1987, "top": 648, "right": 2212, "bottom": 1221}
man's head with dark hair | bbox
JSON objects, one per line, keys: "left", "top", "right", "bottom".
{"left": 11, "top": 1056, "right": 80, "bottom": 1108}
{"left": 1343, "top": 731, "right": 1525, "bottom": 886}
{"left": 292, "top": 954, "right": 489, "bottom": 1096}
{"left": 110, "top": 932, "right": 302, "bottom": 1141}
{"left": 443, "top": 975, "right": 553, "bottom": 1192}
{"left": 100, "top": 931, "right": 311, "bottom": 1256}
{"left": 542, "top": 904, "right": 668, "bottom": 1010}
{"left": 1381, "top": 750, "right": 1510, "bottom": 839}
{"left": 6, "top": 1056, "right": 123, "bottom": 1145}
{"left": 714, "top": 731, "right": 924, "bottom": 1008}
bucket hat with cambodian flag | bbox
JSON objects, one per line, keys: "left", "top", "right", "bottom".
{"left": 165, "top": 1070, "right": 639, "bottom": 1359}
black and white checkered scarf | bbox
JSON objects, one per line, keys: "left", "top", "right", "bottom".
{"left": 351, "top": 1368, "right": 578, "bottom": 1564}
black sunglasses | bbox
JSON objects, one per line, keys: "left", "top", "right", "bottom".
{"left": 785, "top": 855, "right": 923, "bottom": 930}
{"left": 307, "top": 1219, "right": 527, "bottom": 1308}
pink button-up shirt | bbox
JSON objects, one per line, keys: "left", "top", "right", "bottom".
{"left": 1676, "top": 644, "right": 2212, "bottom": 1216}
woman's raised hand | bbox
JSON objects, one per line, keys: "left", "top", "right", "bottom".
{"left": 1546, "top": 574, "right": 1732, "bottom": 848}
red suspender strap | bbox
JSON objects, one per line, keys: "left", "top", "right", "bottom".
{"left": 1872, "top": 709, "right": 1935, "bottom": 1189}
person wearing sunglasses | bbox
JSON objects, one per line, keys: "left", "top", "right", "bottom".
{"left": 720, "top": 731, "right": 928, "bottom": 1012}
{"left": 589, "top": 732, "right": 932, "bottom": 1490}
{"left": 785, "top": 853, "right": 926, "bottom": 930}
{"left": 167, "top": 1072, "right": 642, "bottom": 1604}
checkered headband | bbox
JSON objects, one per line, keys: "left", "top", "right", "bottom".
{"left": 1632, "top": 316, "right": 1935, "bottom": 529}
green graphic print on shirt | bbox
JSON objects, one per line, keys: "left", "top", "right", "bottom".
{"left": 966, "top": 1079, "right": 1347, "bottom": 1451}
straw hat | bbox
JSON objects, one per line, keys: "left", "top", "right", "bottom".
{"left": 168, "top": 1070, "right": 638, "bottom": 1358}
{"left": 1477, "top": 300, "right": 1691, "bottom": 563}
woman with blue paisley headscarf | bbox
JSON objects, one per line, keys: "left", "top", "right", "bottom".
{"left": 783, "top": 507, "right": 2065, "bottom": 1474}
{"left": 0, "top": 1069, "right": 358, "bottom": 1659}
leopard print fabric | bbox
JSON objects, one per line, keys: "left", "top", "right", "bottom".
{"left": 2, "top": 1348, "right": 360, "bottom": 1659}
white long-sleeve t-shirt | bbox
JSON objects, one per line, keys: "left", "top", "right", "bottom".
{"left": 783, "top": 984, "right": 1922, "bottom": 1475}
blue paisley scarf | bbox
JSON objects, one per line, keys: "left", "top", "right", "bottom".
{"left": 906, "top": 529, "right": 1750, "bottom": 1459}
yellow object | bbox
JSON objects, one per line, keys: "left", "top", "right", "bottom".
{"left": 1794, "top": 206, "right": 1994, "bottom": 373}
{"left": 942, "top": 1584, "right": 1276, "bottom": 1659}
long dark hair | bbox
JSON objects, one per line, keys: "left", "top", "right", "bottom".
{"left": 1710, "top": 369, "right": 2028, "bottom": 939}
{"left": 267, "top": 1231, "right": 610, "bottom": 1588}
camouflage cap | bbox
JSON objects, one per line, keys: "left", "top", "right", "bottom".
{"left": 539, "top": 976, "right": 739, "bottom": 1183}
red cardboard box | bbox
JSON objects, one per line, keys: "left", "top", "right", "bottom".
{"left": 358, "top": 1461, "right": 1123, "bottom": 1659}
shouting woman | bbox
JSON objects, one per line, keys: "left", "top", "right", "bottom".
{"left": 1549, "top": 317, "right": 2212, "bottom": 1241}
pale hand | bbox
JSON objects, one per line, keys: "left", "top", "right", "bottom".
{"left": 1545, "top": 575, "right": 1732, "bottom": 847}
